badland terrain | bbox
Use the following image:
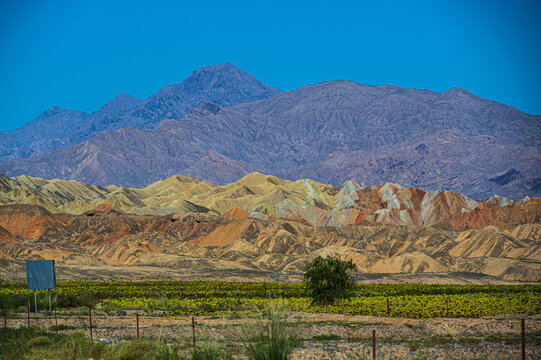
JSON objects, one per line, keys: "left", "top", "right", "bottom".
{"left": 0, "top": 63, "right": 539, "bottom": 283}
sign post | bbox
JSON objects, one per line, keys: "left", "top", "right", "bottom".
{"left": 26, "top": 260, "right": 56, "bottom": 316}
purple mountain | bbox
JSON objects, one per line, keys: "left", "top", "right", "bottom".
{"left": 0, "top": 63, "right": 279, "bottom": 161}
{"left": 1, "top": 77, "right": 539, "bottom": 199}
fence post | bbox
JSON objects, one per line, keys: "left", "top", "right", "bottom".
{"left": 521, "top": 319, "right": 525, "bottom": 360}
{"left": 34, "top": 291, "right": 38, "bottom": 315}
{"left": 372, "top": 329, "right": 376, "bottom": 360}
{"left": 387, "top": 298, "right": 390, "bottom": 317}
{"left": 54, "top": 307, "right": 58, "bottom": 334}
{"left": 136, "top": 313, "right": 140, "bottom": 339}
{"left": 192, "top": 316, "right": 196, "bottom": 354}
{"left": 88, "top": 305, "right": 93, "bottom": 341}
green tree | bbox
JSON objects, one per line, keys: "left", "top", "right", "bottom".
{"left": 303, "top": 253, "right": 357, "bottom": 305}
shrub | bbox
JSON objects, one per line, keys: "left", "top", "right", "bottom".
{"left": 26, "top": 335, "right": 54, "bottom": 347}
{"left": 192, "top": 346, "right": 232, "bottom": 360}
{"left": 243, "top": 305, "right": 297, "bottom": 360}
{"left": 103, "top": 339, "right": 181, "bottom": 360}
{"left": 48, "top": 324, "right": 78, "bottom": 331}
{"left": 303, "top": 253, "right": 357, "bottom": 305}
{"left": 55, "top": 331, "right": 95, "bottom": 359}
{"left": 312, "top": 334, "right": 342, "bottom": 341}
{"left": 0, "top": 327, "right": 56, "bottom": 359}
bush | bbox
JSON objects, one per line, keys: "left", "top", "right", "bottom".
{"left": 0, "top": 327, "right": 57, "bottom": 359}
{"left": 48, "top": 324, "right": 78, "bottom": 331}
{"left": 103, "top": 339, "right": 181, "bottom": 360}
{"left": 243, "top": 305, "right": 297, "bottom": 360}
{"left": 1, "top": 328, "right": 181, "bottom": 360}
{"left": 303, "top": 253, "right": 357, "bottom": 305}
{"left": 192, "top": 346, "right": 232, "bottom": 360}
{"left": 27, "top": 335, "right": 54, "bottom": 347}
{"left": 312, "top": 334, "right": 342, "bottom": 341}
{"left": 55, "top": 331, "right": 95, "bottom": 359}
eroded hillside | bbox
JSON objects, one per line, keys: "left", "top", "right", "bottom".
{"left": 0, "top": 203, "right": 539, "bottom": 282}
{"left": 0, "top": 172, "right": 539, "bottom": 230}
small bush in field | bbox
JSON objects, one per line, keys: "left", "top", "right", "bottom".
{"left": 243, "top": 304, "right": 297, "bottom": 360}
{"left": 303, "top": 253, "right": 357, "bottom": 305}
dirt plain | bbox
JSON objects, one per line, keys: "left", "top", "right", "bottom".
{"left": 5, "top": 309, "right": 540, "bottom": 359}
{"left": 2, "top": 260, "right": 538, "bottom": 285}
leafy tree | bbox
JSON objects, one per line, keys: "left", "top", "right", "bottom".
{"left": 303, "top": 253, "right": 357, "bottom": 305}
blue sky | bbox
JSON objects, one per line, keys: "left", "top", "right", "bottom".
{"left": 1, "top": 0, "right": 540, "bottom": 131}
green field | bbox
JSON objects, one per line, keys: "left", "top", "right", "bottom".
{"left": 1, "top": 281, "right": 540, "bottom": 318}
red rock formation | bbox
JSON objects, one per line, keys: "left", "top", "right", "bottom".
{"left": 451, "top": 198, "right": 541, "bottom": 231}
{"left": 93, "top": 204, "right": 117, "bottom": 212}
{"left": 0, "top": 225, "right": 18, "bottom": 249}
{"left": 451, "top": 203, "right": 496, "bottom": 230}
{"left": 223, "top": 207, "right": 250, "bottom": 219}
{"left": 0, "top": 205, "right": 64, "bottom": 239}
{"left": 0, "top": 204, "right": 539, "bottom": 281}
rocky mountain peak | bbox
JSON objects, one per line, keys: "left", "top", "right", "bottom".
{"left": 443, "top": 87, "right": 474, "bottom": 96}
{"left": 177, "top": 63, "right": 280, "bottom": 100}
{"left": 40, "top": 106, "right": 70, "bottom": 116}
{"left": 97, "top": 93, "right": 144, "bottom": 115}
{"left": 0, "top": 64, "right": 280, "bottom": 161}
{"left": 191, "top": 62, "right": 239, "bottom": 75}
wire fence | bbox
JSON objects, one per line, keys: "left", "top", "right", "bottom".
{"left": 1, "top": 303, "right": 536, "bottom": 360}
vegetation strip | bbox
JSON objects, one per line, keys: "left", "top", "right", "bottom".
{"left": 1, "top": 281, "right": 539, "bottom": 319}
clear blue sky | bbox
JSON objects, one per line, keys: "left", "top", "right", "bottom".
{"left": 1, "top": 0, "right": 540, "bottom": 131}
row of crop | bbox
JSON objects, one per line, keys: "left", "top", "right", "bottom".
{"left": 2, "top": 281, "right": 539, "bottom": 300}
{"left": 0, "top": 280, "right": 302, "bottom": 299}
{"left": 1, "top": 290, "right": 539, "bottom": 318}
{"left": 98, "top": 292, "right": 541, "bottom": 318}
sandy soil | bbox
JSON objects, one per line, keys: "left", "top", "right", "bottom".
{"left": 6, "top": 310, "right": 540, "bottom": 359}
{"left": 2, "top": 260, "right": 536, "bottom": 285}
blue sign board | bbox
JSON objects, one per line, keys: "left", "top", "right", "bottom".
{"left": 26, "top": 260, "right": 56, "bottom": 290}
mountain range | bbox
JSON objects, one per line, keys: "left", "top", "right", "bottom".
{"left": 0, "top": 63, "right": 539, "bottom": 199}
{"left": 1, "top": 172, "right": 539, "bottom": 281}
{"left": 0, "top": 63, "right": 279, "bottom": 161}
{"left": 0, "top": 203, "right": 539, "bottom": 282}
{"left": 0, "top": 172, "right": 539, "bottom": 230}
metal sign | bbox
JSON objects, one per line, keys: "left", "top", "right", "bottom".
{"left": 26, "top": 260, "right": 56, "bottom": 290}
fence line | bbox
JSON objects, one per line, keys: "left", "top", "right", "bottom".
{"left": 0, "top": 308, "right": 533, "bottom": 359}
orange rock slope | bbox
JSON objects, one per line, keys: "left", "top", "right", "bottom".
{"left": 222, "top": 207, "right": 250, "bottom": 219}
{"left": 0, "top": 203, "right": 539, "bottom": 282}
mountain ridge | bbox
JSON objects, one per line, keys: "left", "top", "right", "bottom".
{"left": 1, "top": 170, "right": 539, "bottom": 281}
{"left": 1, "top": 77, "right": 539, "bottom": 198}
{"left": 0, "top": 171, "right": 539, "bottom": 231}
{"left": 0, "top": 63, "right": 280, "bottom": 161}
{"left": 0, "top": 203, "right": 539, "bottom": 282}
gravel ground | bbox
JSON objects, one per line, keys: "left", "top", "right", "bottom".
{"left": 6, "top": 311, "right": 540, "bottom": 359}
